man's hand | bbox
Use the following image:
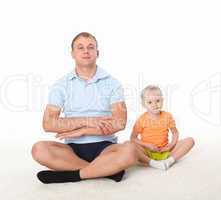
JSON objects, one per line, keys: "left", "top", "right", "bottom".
{"left": 86, "top": 116, "right": 114, "bottom": 135}
{"left": 97, "top": 118, "right": 116, "bottom": 135}
{"left": 87, "top": 116, "right": 112, "bottom": 128}
{"left": 55, "top": 128, "right": 85, "bottom": 140}
{"left": 88, "top": 116, "right": 122, "bottom": 135}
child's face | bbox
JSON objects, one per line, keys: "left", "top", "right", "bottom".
{"left": 143, "top": 90, "right": 163, "bottom": 114}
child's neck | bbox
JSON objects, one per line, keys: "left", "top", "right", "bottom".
{"left": 147, "top": 111, "right": 161, "bottom": 119}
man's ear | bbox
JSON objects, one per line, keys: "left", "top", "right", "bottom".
{"left": 71, "top": 51, "right": 75, "bottom": 59}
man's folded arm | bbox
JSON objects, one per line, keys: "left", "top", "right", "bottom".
{"left": 43, "top": 102, "right": 127, "bottom": 135}
{"left": 74, "top": 101, "right": 127, "bottom": 136}
{"left": 42, "top": 104, "right": 96, "bottom": 133}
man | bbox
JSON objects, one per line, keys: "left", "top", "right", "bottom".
{"left": 31, "top": 32, "right": 141, "bottom": 183}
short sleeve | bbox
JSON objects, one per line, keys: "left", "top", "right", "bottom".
{"left": 48, "top": 81, "right": 66, "bottom": 109}
{"left": 132, "top": 117, "right": 143, "bottom": 134}
{"left": 167, "top": 113, "right": 176, "bottom": 129}
{"left": 110, "top": 80, "right": 125, "bottom": 104}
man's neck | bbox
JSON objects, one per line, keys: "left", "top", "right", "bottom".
{"left": 75, "top": 64, "right": 97, "bottom": 80}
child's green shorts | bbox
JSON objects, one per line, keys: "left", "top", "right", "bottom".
{"left": 144, "top": 149, "right": 170, "bottom": 160}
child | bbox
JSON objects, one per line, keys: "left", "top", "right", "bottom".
{"left": 130, "top": 85, "right": 195, "bottom": 170}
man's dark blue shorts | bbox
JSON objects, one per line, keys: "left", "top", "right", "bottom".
{"left": 67, "top": 141, "right": 115, "bottom": 162}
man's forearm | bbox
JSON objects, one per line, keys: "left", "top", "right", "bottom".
{"left": 81, "top": 117, "right": 126, "bottom": 136}
{"left": 44, "top": 115, "right": 125, "bottom": 134}
{"left": 81, "top": 127, "right": 104, "bottom": 136}
{"left": 84, "top": 118, "right": 125, "bottom": 136}
{"left": 43, "top": 116, "right": 100, "bottom": 133}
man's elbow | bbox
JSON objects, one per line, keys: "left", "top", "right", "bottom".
{"left": 120, "top": 123, "right": 126, "bottom": 131}
{"left": 116, "top": 119, "right": 126, "bottom": 131}
{"left": 42, "top": 120, "right": 53, "bottom": 132}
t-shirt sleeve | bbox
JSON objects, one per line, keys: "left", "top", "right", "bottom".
{"left": 132, "top": 117, "right": 143, "bottom": 134}
{"left": 109, "top": 79, "right": 125, "bottom": 104}
{"left": 167, "top": 113, "right": 176, "bottom": 128}
{"left": 48, "top": 81, "right": 65, "bottom": 109}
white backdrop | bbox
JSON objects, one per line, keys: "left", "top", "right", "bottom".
{"left": 0, "top": 0, "right": 220, "bottom": 146}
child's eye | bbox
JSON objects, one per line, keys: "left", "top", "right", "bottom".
{"left": 148, "top": 101, "right": 152, "bottom": 104}
{"left": 156, "top": 100, "right": 160, "bottom": 103}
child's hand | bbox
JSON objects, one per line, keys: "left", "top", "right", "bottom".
{"left": 158, "top": 143, "right": 174, "bottom": 152}
{"left": 132, "top": 139, "right": 160, "bottom": 152}
{"left": 144, "top": 143, "right": 160, "bottom": 152}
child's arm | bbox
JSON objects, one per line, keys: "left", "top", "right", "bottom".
{"left": 130, "top": 130, "right": 159, "bottom": 152}
{"left": 170, "top": 127, "right": 179, "bottom": 147}
{"left": 159, "top": 127, "right": 179, "bottom": 152}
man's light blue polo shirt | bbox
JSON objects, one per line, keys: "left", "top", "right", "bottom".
{"left": 48, "top": 66, "right": 125, "bottom": 144}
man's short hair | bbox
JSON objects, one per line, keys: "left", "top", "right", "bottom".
{"left": 71, "top": 32, "right": 98, "bottom": 50}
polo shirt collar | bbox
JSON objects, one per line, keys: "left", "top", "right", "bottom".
{"left": 68, "top": 69, "right": 78, "bottom": 80}
{"left": 68, "top": 66, "right": 110, "bottom": 82}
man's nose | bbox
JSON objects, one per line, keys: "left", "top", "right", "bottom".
{"left": 83, "top": 48, "right": 89, "bottom": 53}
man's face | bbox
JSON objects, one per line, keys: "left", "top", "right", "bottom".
{"left": 71, "top": 36, "right": 98, "bottom": 67}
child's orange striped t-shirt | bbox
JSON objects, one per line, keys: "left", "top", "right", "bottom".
{"left": 132, "top": 111, "right": 176, "bottom": 148}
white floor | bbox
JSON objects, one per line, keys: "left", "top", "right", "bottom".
{"left": 1, "top": 134, "right": 220, "bottom": 200}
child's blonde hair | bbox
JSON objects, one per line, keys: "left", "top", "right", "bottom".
{"left": 141, "top": 85, "right": 163, "bottom": 106}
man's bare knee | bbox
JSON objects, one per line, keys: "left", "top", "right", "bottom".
{"left": 120, "top": 142, "right": 137, "bottom": 165}
{"left": 31, "top": 141, "right": 49, "bottom": 162}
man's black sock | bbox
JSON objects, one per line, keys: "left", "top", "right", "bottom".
{"left": 37, "top": 170, "right": 81, "bottom": 184}
{"left": 106, "top": 170, "right": 125, "bottom": 182}
{"left": 37, "top": 169, "right": 125, "bottom": 184}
